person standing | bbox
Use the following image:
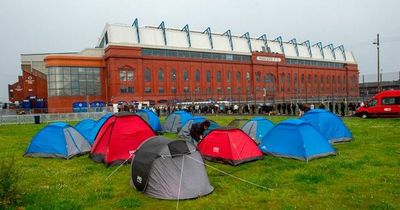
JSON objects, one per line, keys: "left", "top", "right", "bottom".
{"left": 340, "top": 101, "right": 346, "bottom": 117}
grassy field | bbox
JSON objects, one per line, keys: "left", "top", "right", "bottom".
{"left": 0, "top": 116, "right": 399, "bottom": 209}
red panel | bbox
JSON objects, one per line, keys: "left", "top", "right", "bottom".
{"left": 90, "top": 114, "right": 156, "bottom": 166}
{"left": 198, "top": 129, "right": 262, "bottom": 163}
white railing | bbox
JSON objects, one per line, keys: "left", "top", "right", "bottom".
{"left": 0, "top": 112, "right": 109, "bottom": 125}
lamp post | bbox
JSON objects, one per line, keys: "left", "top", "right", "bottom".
{"left": 373, "top": 33, "right": 380, "bottom": 93}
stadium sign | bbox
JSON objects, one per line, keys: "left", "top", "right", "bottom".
{"left": 256, "top": 56, "right": 281, "bottom": 62}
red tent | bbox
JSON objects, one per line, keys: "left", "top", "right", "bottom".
{"left": 198, "top": 128, "right": 263, "bottom": 166}
{"left": 90, "top": 113, "right": 156, "bottom": 166}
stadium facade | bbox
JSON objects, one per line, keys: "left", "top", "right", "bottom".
{"left": 8, "top": 19, "right": 359, "bottom": 113}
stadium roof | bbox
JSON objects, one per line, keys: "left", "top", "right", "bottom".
{"left": 97, "top": 19, "right": 356, "bottom": 64}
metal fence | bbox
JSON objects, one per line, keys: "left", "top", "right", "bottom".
{"left": 0, "top": 111, "right": 108, "bottom": 125}
{"left": 359, "top": 71, "right": 400, "bottom": 98}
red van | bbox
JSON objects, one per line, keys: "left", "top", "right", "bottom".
{"left": 356, "top": 90, "right": 400, "bottom": 118}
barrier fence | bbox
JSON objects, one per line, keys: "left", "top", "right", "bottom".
{"left": 0, "top": 112, "right": 107, "bottom": 125}
{"left": 359, "top": 71, "right": 400, "bottom": 99}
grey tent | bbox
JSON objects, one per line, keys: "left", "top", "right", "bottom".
{"left": 241, "top": 117, "right": 274, "bottom": 144}
{"left": 162, "top": 111, "right": 192, "bottom": 133}
{"left": 24, "top": 122, "right": 91, "bottom": 159}
{"left": 177, "top": 117, "right": 219, "bottom": 139}
{"left": 131, "top": 136, "right": 213, "bottom": 200}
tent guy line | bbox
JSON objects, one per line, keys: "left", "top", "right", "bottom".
{"left": 185, "top": 155, "right": 272, "bottom": 191}
{"left": 105, "top": 156, "right": 131, "bottom": 181}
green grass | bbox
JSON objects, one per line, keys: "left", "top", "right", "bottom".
{"left": 0, "top": 116, "right": 399, "bottom": 209}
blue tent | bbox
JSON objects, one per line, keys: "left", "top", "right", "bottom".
{"left": 75, "top": 119, "right": 96, "bottom": 134}
{"left": 162, "top": 111, "right": 193, "bottom": 133}
{"left": 136, "top": 109, "right": 162, "bottom": 132}
{"left": 177, "top": 116, "right": 220, "bottom": 139}
{"left": 300, "top": 109, "right": 352, "bottom": 143}
{"left": 75, "top": 119, "right": 96, "bottom": 139}
{"left": 259, "top": 119, "right": 336, "bottom": 161}
{"left": 24, "top": 122, "right": 91, "bottom": 159}
{"left": 241, "top": 117, "right": 274, "bottom": 144}
{"left": 74, "top": 113, "right": 112, "bottom": 145}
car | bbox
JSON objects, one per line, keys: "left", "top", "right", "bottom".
{"left": 355, "top": 90, "right": 400, "bottom": 118}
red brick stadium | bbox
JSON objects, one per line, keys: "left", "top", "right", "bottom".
{"left": 8, "top": 19, "right": 359, "bottom": 113}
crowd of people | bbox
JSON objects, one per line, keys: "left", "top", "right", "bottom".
{"left": 116, "top": 100, "right": 363, "bottom": 117}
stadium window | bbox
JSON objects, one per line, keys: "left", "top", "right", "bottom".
{"left": 171, "top": 69, "right": 176, "bottom": 81}
{"left": 227, "top": 71, "right": 231, "bottom": 83}
{"left": 195, "top": 69, "right": 200, "bottom": 82}
{"left": 47, "top": 66, "right": 101, "bottom": 96}
{"left": 217, "top": 71, "right": 221, "bottom": 82}
{"left": 158, "top": 68, "right": 164, "bottom": 81}
{"left": 144, "top": 68, "right": 151, "bottom": 82}
{"left": 183, "top": 87, "right": 190, "bottom": 93}
{"left": 265, "top": 74, "right": 274, "bottom": 83}
{"left": 256, "top": 72, "right": 261, "bottom": 82}
{"left": 206, "top": 70, "right": 211, "bottom": 82}
{"left": 236, "top": 71, "right": 241, "bottom": 83}
{"left": 280, "top": 73, "right": 285, "bottom": 84}
{"left": 127, "top": 70, "right": 134, "bottom": 81}
{"left": 145, "top": 87, "right": 152, "bottom": 93}
{"left": 183, "top": 70, "right": 189, "bottom": 82}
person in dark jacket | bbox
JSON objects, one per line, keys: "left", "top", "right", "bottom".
{"left": 190, "top": 120, "right": 211, "bottom": 143}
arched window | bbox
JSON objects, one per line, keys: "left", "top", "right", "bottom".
{"left": 321, "top": 75, "right": 324, "bottom": 83}
{"left": 265, "top": 74, "right": 274, "bottom": 83}
{"left": 227, "top": 71, "right": 231, "bottom": 82}
{"left": 255, "top": 72, "right": 261, "bottom": 82}
{"left": 195, "top": 69, "right": 200, "bottom": 82}
{"left": 246, "top": 72, "right": 250, "bottom": 82}
{"left": 287, "top": 74, "right": 291, "bottom": 83}
{"left": 171, "top": 69, "right": 176, "bottom": 81}
{"left": 183, "top": 70, "right": 189, "bottom": 82}
{"left": 216, "top": 71, "right": 221, "bottom": 82}
{"left": 327, "top": 75, "right": 331, "bottom": 84}
{"left": 158, "top": 68, "right": 164, "bottom": 81}
{"left": 236, "top": 71, "right": 241, "bottom": 82}
{"left": 280, "top": 73, "right": 285, "bottom": 84}
{"left": 294, "top": 73, "right": 298, "bottom": 84}
{"left": 144, "top": 68, "right": 151, "bottom": 82}
{"left": 206, "top": 70, "right": 211, "bottom": 82}
{"left": 301, "top": 74, "right": 305, "bottom": 83}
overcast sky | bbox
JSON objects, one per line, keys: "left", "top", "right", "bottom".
{"left": 0, "top": 0, "right": 399, "bottom": 101}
